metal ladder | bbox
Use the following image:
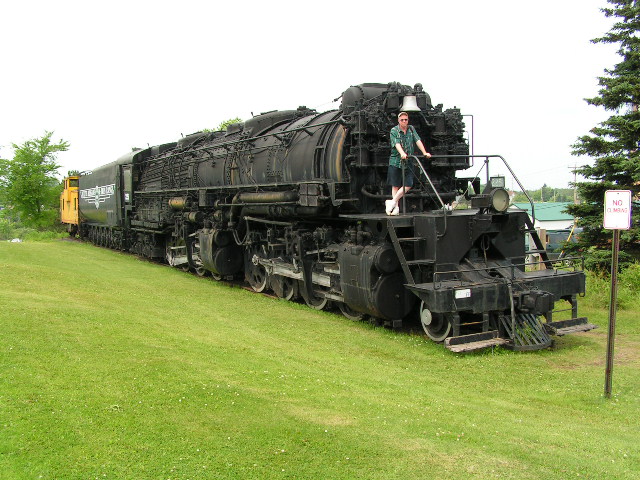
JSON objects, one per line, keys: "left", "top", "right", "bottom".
{"left": 523, "top": 216, "right": 553, "bottom": 268}
{"left": 387, "top": 217, "right": 434, "bottom": 286}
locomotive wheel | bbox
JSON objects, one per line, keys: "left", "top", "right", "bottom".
{"left": 187, "top": 238, "right": 209, "bottom": 277}
{"left": 305, "top": 294, "right": 328, "bottom": 310}
{"left": 299, "top": 281, "right": 328, "bottom": 310}
{"left": 280, "top": 277, "right": 296, "bottom": 301}
{"left": 420, "top": 302, "right": 451, "bottom": 342}
{"left": 272, "top": 276, "right": 296, "bottom": 301}
{"left": 195, "top": 267, "right": 210, "bottom": 277}
{"left": 339, "top": 303, "right": 365, "bottom": 321}
{"left": 246, "top": 261, "right": 268, "bottom": 293}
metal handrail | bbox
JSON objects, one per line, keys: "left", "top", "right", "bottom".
{"left": 408, "top": 155, "right": 446, "bottom": 209}
{"left": 431, "top": 257, "right": 582, "bottom": 285}
{"left": 396, "top": 155, "right": 450, "bottom": 237}
{"left": 402, "top": 153, "right": 536, "bottom": 225}
{"left": 433, "top": 154, "right": 536, "bottom": 225}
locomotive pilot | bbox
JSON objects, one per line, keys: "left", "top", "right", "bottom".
{"left": 386, "top": 111, "right": 431, "bottom": 215}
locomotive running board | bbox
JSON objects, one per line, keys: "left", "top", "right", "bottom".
{"left": 445, "top": 331, "right": 509, "bottom": 353}
{"left": 543, "top": 317, "right": 598, "bottom": 336}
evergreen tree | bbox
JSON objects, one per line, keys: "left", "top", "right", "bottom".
{"left": 566, "top": 0, "right": 640, "bottom": 270}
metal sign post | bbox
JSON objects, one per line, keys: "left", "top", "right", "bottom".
{"left": 603, "top": 190, "right": 632, "bottom": 398}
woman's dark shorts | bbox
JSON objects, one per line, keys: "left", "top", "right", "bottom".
{"left": 387, "top": 164, "right": 414, "bottom": 187}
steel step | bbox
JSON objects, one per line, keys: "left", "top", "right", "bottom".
{"left": 544, "top": 317, "right": 598, "bottom": 336}
{"left": 445, "top": 331, "right": 508, "bottom": 353}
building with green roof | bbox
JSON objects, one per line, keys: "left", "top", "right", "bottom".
{"left": 510, "top": 202, "right": 575, "bottom": 231}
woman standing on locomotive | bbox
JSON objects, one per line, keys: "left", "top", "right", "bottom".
{"left": 385, "top": 111, "right": 431, "bottom": 215}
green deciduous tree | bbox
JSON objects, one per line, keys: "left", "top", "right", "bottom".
{"left": 202, "top": 117, "right": 244, "bottom": 133}
{"left": 216, "top": 117, "right": 243, "bottom": 131}
{"left": 566, "top": 0, "right": 640, "bottom": 270}
{"left": 512, "top": 187, "right": 574, "bottom": 203}
{"left": 0, "top": 132, "right": 69, "bottom": 229}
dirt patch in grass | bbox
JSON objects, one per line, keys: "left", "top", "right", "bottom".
{"left": 554, "top": 333, "right": 640, "bottom": 370}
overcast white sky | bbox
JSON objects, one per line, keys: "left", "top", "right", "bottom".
{"left": 0, "top": 0, "right": 619, "bottom": 190}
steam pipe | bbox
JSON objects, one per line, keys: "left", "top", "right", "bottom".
{"left": 360, "top": 185, "right": 456, "bottom": 203}
{"left": 229, "top": 191, "right": 299, "bottom": 227}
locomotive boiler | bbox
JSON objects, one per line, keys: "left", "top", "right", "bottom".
{"left": 66, "top": 81, "right": 596, "bottom": 352}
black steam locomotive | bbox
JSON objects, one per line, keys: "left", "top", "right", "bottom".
{"left": 65, "top": 82, "right": 596, "bottom": 352}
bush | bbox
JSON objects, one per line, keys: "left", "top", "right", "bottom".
{"left": 619, "top": 262, "right": 640, "bottom": 294}
{"left": 22, "top": 229, "right": 68, "bottom": 241}
{"left": 0, "top": 212, "right": 67, "bottom": 242}
{"left": 583, "top": 247, "right": 634, "bottom": 273}
{"left": 0, "top": 217, "right": 15, "bottom": 240}
{"left": 585, "top": 262, "right": 640, "bottom": 310}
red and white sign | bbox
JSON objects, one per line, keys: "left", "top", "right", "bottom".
{"left": 604, "top": 190, "right": 632, "bottom": 230}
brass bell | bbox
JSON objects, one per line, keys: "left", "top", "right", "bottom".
{"left": 399, "top": 95, "right": 421, "bottom": 111}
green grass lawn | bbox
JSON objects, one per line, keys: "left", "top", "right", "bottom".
{"left": 1, "top": 241, "right": 638, "bottom": 479}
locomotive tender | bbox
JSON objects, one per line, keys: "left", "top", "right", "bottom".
{"left": 63, "top": 82, "right": 596, "bottom": 352}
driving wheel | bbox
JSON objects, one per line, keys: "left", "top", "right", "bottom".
{"left": 187, "top": 237, "right": 209, "bottom": 276}
{"left": 272, "top": 276, "right": 296, "bottom": 300}
{"left": 299, "top": 281, "right": 328, "bottom": 310}
{"left": 339, "top": 303, "right": 365, "bottom": 321}
{"left": 246, "top": 257, "right": 268, "bottom": 293}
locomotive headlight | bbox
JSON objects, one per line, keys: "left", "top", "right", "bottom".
{"left": 470, "top": 187, "right": 511, "bottom": 212}
{"left": 490, "top": 188, "right": 510, "bottom": 212}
